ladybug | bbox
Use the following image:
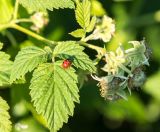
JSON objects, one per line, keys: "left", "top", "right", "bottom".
{"left": 62, "top": 59, "right": 72, "bottom": 69}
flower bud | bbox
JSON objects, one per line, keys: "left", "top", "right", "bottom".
{"left": 30, "top": 12, "right": 49, "bottom": 32}
{"left": 128, "top": 67, "right": 146, "bottom": 89}
{"left": 91, "top": 15, "right": 115, "bottom": 42}
{"left": 92, "top": 75, "right": 123, "bottom": 101}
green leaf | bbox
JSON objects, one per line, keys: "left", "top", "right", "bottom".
{"left": 75, "top": 0, "right": 91, "bottom": 29}
{"left": 10, "top": 46, "right": 51, "bottom": 82}
{"left": 86, "top": 16, "right": 97, "bottom": 32}
{"left": 53, "top": 41, "right": 96, "bottom": 73}
{"left": 0, "top": 51, "right": 13, "bottom": 87}
{"left": 91, "top": 0, "right": 106, "bottom": 16}
{"left": 69, "top": 29, "right": 85, "bottom": 38}
{"left": 19, "top": 0, "right": 75, "bottom": 12}
{"left": 30, "top": 62, "right": 79, "bottom": 132}
{"left": 0, "top": 0, "right": 13, "bottom": 24}
{"left": 0, "top": 96, "right": 12, "bottom": 132}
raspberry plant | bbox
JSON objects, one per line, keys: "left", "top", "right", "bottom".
{"left": 0, "top": 0, "right": 150, "bottom": 132}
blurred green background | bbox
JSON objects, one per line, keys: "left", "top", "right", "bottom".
{"left": 1, "top": 0, "right": 160, "bottom": 132}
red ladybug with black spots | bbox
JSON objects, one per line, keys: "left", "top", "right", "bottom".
{"left": 62, "top": 59, "right": 72, "bottom": 69}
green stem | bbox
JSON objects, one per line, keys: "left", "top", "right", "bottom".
{"left": 0, "top": 23, "right": 12, "bottom": 31}
{"left": 1, "top": 23, "right": 106, "bottom": 55}
{"left": 83, "top": 34, "right": 94, "bottom": 42}
{"left": 10, "top": 24, "right": 58, "bottom": 45}
{"left": 77, "top": 41, "right": 106, "bottom": 55}
{"left": 5, "top": 30, "right": 17, "bottom": 48}
{"left": 9, "top": 24, "right": 105, "bottom": 54}
{"left": 1, "top": 0, "right": 106, "bottom": 54}
{"left": 13, "top": 0, "right": 19, "bottom": 20}
{"left": 15, "top": 19, "right": 32, "bottom": 23}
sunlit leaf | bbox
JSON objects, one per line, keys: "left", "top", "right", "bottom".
{"left": 69, "top": 29, "right": 85, "bottom": 38}
{"left": 54, "top": 41, "right": 96, "bottom": 73}
{"left": 0, "top": 0, "right": 13, "bottom": 24}
{"left": 30, "top": 62, "right": 79, "bottom": 132}
{"left": 75, "top": 0, "right": 91, "bottom": 29}
{"left": 0, "top": 96, "right": 12, "bottom": 132}
{"left": 10, "top": 46, "right": 51, "bottom": 82}
{"left": 0, "top": 43, "right": 13, "bottom": 87}
{"left": 19, "top": 0, "right": 74, "bottom": 12}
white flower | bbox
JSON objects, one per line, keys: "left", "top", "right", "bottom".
{"left": 102, "top": 45, "right": 127, "bottom": 75}
{"left": 30, "top": 12, "right": 49, "bottom": 32}
{"left": 92, "top": 15, "right": 115, "bottom": 42}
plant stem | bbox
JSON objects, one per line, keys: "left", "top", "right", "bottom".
{"left": 77, "top": 41, "right": 106, "bottom": 55}
{"left": 0, "top": 23, "right": 12, "bottom": 31}
{"left": 13, "top": 0, "right": 19, "bottom": 20}
{"left": 15, "top": 19, "right": 32, "bottom": 23}
{"left": 1, "top": 0, "right": 106, "bottom": 54}
{"left": 10, "top": 24, "right": 105, "bottom": 54}
{"left": 5, "top": 31, "right": 17, "bottom": 48}
{"left": 10, "top": 24, "right": 58, "bottom": 45}
{"left": 83, "top": 34, "right": 94, "bottom": 42}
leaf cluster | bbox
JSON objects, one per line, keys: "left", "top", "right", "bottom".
{"left": 10, "top": 42, "right": 95, "bottom": 132}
